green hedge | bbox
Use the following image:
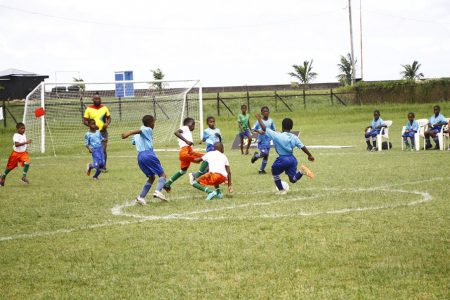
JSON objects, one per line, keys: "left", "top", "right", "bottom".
{"left": 335, "top": 78, "right": 450, "bottom": 104}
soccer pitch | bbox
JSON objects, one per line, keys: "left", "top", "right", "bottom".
{"left": 0, "top": 103, "right": 449, "bottom": 299}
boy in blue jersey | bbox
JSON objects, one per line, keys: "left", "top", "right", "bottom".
{"left": 255, "top": 113, "right": 315, "bottom": 194}
{"left": 85, "top": 119, "right": 106, "bottom": 180}
{"left": 424, "top": 105, "right": 448, "bottom": 150}
{"left": 121, "top": 115, "right": 167, "bottom": 205}
{"left": 402, "top": 112, "right": 419, "bottom": 151}
{"left": 251, "top": 106, "right": 275, "bottom": 174}
{"left": 199, "top": 116, "right": 222, "bottom": 152}
{"left": 364, "top": 110, "right": 386, "bottom": 151}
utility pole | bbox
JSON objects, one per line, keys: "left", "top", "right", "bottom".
{"left": 360, "top": 0, "right": 364, "bottom": 81}
{"left": 348, "top": 0, "right": 356, "bottom": 85}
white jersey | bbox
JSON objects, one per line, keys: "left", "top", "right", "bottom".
{"left": 13, "top": 133, "right": 27, "bottom": 152}
{"left": 202, "top": 150, "right": 230, "bottom": 178}
{"left": 177, "top": 125, "right": 193, "bottom": 148}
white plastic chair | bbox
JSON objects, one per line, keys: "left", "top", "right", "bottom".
{"left": 437, "top": 118, "right": 450, "bottom": 151}
{"left": 413, "top": 118, "right": 428, "bottom": 151}
{"left": 377, "top": 120, "right": 393, "bottom": 151}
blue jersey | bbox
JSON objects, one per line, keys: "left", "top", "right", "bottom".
{"left": 85, "top": 130, "right": 103, "bottom": 149}
{"left": 203, "top": 127, "right": 222, "bottom": 146}
{"left": 253, "top": 118, "right": 276, "bottom": 147}
{"left": 405, "top": 120, "right": 419, "bottom": 132}
{"left": 370, "top": 118, "right": 385, "bottom": 129}
{"left": 132, "top": 126, "right": 154, "bottom": 152}
{"left": 429, "top": 113, "right": 447, "bottom": 127}
{"left": 264, "top": 128, "right": 304, "bottom": 156}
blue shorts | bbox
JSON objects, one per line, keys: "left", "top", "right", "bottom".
{"left": 429, "top": 127, "right": 442, "bottom": 134}
{"left": 402, "top": 132, "right": 415, "bottom": 138}
{"left": 138, "top": 150, "right": 164, "bottom": 177}
{"left": 271, "top": 155, "right": 298, "bottom": 178}
{"left": 239, "top": 129, "right": 251, "bottom": 139}
{"left": 91, "top": 147, "right": 105, "bottom": 169}
{"left": 365, "top": 129, "right": 380, "bottom": 138}
{"left": 258, "top": 144, "right": 271, "bottom": 156}
{"left": 206, "top": 144, "right": 215, "bottom": 152}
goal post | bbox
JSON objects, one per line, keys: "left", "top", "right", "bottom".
{"left": 24, "top": 80, "right": 203, "bottom": 154}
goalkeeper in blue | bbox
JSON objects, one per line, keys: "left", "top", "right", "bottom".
{"left": 255, "top": 113, "right": 315, "bottom": 194}
{"left": 121, "top": 115, "right": 167, "bottom": 205}
{"left": 85, "top": 119, "right": 106, "bottom": 180}
{"left": 251, "top": 106, "right": 275, "bottom": 174}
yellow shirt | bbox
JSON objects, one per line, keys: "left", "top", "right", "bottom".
{"left": 84, "top": 105, "right": 110, "bottom": 130}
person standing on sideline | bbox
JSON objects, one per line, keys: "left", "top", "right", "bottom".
{"left": 83, "top": 92, "right": 111, "bottom": 172}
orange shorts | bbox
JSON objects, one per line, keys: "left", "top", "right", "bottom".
{"left": 198, "top": 173, "right": 227, "bottom": 186}
{"left": 179, "top": 146, "right": 204, "bottom": 169}
{"left": 6, "top": 151, "right": 30, "bottom": 170}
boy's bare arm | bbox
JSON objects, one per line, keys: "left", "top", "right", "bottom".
{"left": 301, "top": 146, "right": 315, "bottom": 162}
{"left": 174, "top": 129, "right": 193, "bottom": 146}
{"left": 193, "top": 157, "right": 203, "bottom": 163}
{"left": 14, "top": 140, "right": 32, "bottom": 147}
{"left": 121, "top": 129, "right": 141, "bottom": 139}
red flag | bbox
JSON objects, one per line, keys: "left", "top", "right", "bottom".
{"left": 34, "top": 107, "right": 45, "bottom": 118}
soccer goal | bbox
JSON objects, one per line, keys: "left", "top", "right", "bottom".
{"left": 24, "top": 80, "right": 203, "bottom": 155}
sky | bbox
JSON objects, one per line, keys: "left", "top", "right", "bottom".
{"left": 0, "top": 0, "right": 449, "bottom": 86}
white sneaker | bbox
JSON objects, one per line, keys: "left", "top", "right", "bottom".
{"left": 276, "top": 190, "right": 287, "bottom": 195}
{"left": 135, "top": 196, "right": 147, "bottom": 205}
{"left": 153, "top": 190, "right": 168, "bottom": 202}
{"left": 188, "top": 173, "right": 195, "bottom": 185}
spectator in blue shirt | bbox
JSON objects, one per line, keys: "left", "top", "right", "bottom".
{"left": 364, "top": 110, "right": 386, "bottom": 151}
{"left": 425, "top": 105, "right": 448, "bottom": 150}
{"left": 402, "top": 112, "right": 419, "bottom": 151}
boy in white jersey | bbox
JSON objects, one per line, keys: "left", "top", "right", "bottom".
{"left": 191, "top": 142, "right": 232, "bottom": 200}
{"left": 0, "top": 123, "right": 32, "bottom": 186}
{"left": 164, "top": 117, "right": 206, "bottom": 191}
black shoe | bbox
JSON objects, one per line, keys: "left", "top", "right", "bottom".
{"left": 425, "top": 144, "right": 433, "bottom": 150}
{"left": 258, "top": 170, "right": 267, "bottom": 174}
{"left": 163, "top": 185, "right": 171, "bottom": 193}
{"left": 251, "top": 152, "right": 258, "bottom": 164}
{"left": 367, "top": 145, "right": 373, "bottom": 151}
{"left": 434, "top": 144, "right": 440, "bottom": 150}
{"left": 100, "top": 168, "right": 108, "bottom": 173}
{"left": 0, "top": 176, "right": 5, "bottom": 186}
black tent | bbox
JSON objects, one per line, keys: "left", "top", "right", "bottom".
{"left": 0, "top": 68, "right": 49, "bottom": 100}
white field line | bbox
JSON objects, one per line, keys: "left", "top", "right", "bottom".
{"left": 0, "top": 178, "right": 443, "bottom": 243}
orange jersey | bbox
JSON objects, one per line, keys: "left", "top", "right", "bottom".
{"left": 179, "top": 146, "right": 204, "bottom": 169}
{"left": 198, "top": 172, "right": 227, "bottom": 186}
{"left": 6, "top": 151, "right": 30, "bottom": 170}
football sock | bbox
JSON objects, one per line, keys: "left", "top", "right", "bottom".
{"left": 193, "top": 161, "right": 208, "bottom": 178}
{"left": 93, "top": 169, "right": 101, "bottom": 178}
{"left": 260, "top": 159, "right": 268, "bottom": 171}
{"left": 155, "top": 177, "right": 166, "bottom": 192}
{"left": 103, "top": 151, "right": 107, "bottom": 168}
{"left": 23, "top": 163, "right": 30, "bottom": 176}
{"left": 273, "top": 175, "right": 284, "bottom": 190}
{"left": 166, "top": 170, "right": 186, "bottom": 186}
{"left": 366, "top": 140, "right": 371, "bottom": 147}
{"left": 2, "top": 169, "right": 11, "bottom": 177}
{"left": 433, "top": 137, "right": 439, "bottom": 144}
{"left": 290, "top": 171, "right": 303, "bottom": 183}
{"left": 192, "top": 182, "right": 213, "bottom": 193}
{"left": 139, "top": 182, "right": 152, "bottom": 198}
{"left": 255, "top": 153, "right": 261, "bottom": 159}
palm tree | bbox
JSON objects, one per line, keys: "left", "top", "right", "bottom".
{"left": 288, "top": 60, "right": 318, "bottom": 89}
{"left": 337, "top": 53, "right": 356, "bottom": 86}
{"left": 151, "top": 68, "right": 165, "bottom": 90}
{"left": 401, "top": 61, "right": 424, "bottom": 80}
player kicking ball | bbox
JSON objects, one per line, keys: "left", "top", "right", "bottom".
{"left": 255, "top": 113, "right": 315, "bottom": 195}
{"left": 191, "top": 142, "right": 232, "bottom": 200}
{"left": 121, "top": 115, "right": 167, "bottom": 205}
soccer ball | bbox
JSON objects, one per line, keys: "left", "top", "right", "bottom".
{"left": 278, "top": 181, "right": 290, "bottom": 191}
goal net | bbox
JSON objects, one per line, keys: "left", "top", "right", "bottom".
{"left": 24, "top": 80, "right": 203, "bottom": 154}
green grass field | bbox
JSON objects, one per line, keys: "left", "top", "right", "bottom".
{"left": 0, "top": 102, "right": 449, "bottom": 299}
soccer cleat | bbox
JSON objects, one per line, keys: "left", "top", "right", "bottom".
{"left": 216, "top": 192, "right": 224, "bottom": 199}
{"left": 300, "top": 164, "right": 315, "bottom": 179}
{"left": 366, "top": 145, "right": 373, "bottom": 151}
{"left": 92, "top": 177, "right": 99, "bottom": 181}
{"left": 188, "top": 173, "right": 195, "bottom": 185}
{"left": 251, "top": 152, "right": 259, "bottom": 164}
{"left": 276, "top": 189, "right": 287, "bottom": 195}
{"left": 370, "top": 147, "right": 378, "bottom": 152}
{"left": 86, "top": 163, "right": 92, "bottom": 176}
{"left": 153, "top": 190, "right": 168, "bottom": 202}
{"left": 258, "top": 170, "right": 267, "bottom": 174}
{"left": 425, "top": 143, "right": 433, "bottom": 150}
{"left": 21, "top": 176, "right": 29, "bottom": 184}
{"left": 135, "top": 196, "right": 147, "bottom": 206}
{"left": 206, "top": 190, "right": 218, "bottom": 201}
{"left": 0, "top": 176, "right": 5, "bottom": 186}
{"left": 100, "top": 168, "right": 108, "bottom": 173}
{"left": 163, "top": 184, "right": 171, "bottom": 193}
